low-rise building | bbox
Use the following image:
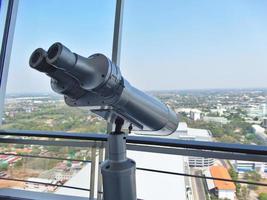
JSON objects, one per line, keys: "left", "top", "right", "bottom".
{"left": 173, "top": 122, "right": 214, "bottom": 168}
{"left": 252, "top": 124, "right": 267, "bottom": 142}
{"left": 190, "top": 109, "right": 202, "bottom": 121}
{"left": 203, "top": 116, "right": 229, "bottom": 124}
{"left": 233, "top": 160, "right": 267, "bottom": 177}
{"left": 205, "top": 166, "right": 236, "bottom": 200}
{"left": 25, "top": 178, "right": 57, "bottom": 192}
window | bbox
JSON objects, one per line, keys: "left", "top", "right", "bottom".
{"left": 121, "top": 0, "right": 267, "bottom": 145}
{"left": 1, "top": 0, "right": 116, "bottom": 133}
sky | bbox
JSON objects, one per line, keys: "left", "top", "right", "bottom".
{"left": 4, "top": 0, "right": 267, "bottom": 94}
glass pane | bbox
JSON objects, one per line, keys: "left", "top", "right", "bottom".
{"left": 0, "top": 139, "right": 266, "bottom": 200}
{"left": 122, "top": 0, "right": 267, "bottom": 144}
{"left": 0, "top": 141, "right": 93, "bottom": 198}
{"left": 1, "top": 0, "right": 116, "bottom": 133}
{"left": 127, "top": 150, "right": 266, "bottom": 200}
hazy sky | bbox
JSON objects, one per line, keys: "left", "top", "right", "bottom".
{"left": 5, "top": 0, "right": 267, "bottom": 94}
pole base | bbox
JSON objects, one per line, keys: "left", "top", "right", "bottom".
{"left": 101, "top": 158, "right": 136, "bottom": 200}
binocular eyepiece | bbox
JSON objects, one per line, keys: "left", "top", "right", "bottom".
{"left": 29, "top": 42, "right": 178, "bottom": 134}
{"left": 29, "top": 48, "right": 87, "bottom": 99}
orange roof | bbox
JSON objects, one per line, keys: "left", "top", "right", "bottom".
{"left": 210, "top": 166, "right": 236, "bottom": 190}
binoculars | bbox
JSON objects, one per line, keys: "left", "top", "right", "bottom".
{"left": 29, "top": 42, "right": 178, "bottom": 134}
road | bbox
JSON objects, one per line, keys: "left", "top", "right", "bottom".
{"left": 191, "top": 169, "right": 206, "bottom": 200}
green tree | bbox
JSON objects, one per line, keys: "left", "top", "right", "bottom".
{"left": 14, "top": 159, "right": 23, "bottom": 168}
{"left": 31, "top": 147, "right": 41, "bottom": 155}
{"left": 228, "top": 167, "right": 238, "bottom": 180}
{"left": 0, "top": 161, "right": 8, "bottom": 171}
{"left": 259, "top": 193, "right": 267, "bottom": 200}
{"left": 244, "top": 171, "right": 261, "bottom": 182}
{"left": 210, "top": 194, "right": 218, "bottom": 200}
{"left": 237, "top": 186, "right": 249, "bottom": 200}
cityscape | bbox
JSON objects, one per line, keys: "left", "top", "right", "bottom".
{"left": 1, "top": 0, "right": 267, "bottom": 199}
{"left": 0, "top": 88, "right": 267, "bottom": 200}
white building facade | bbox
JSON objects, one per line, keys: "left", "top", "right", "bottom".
{"left": 173, "top": 122, "right": 214, "bottom": 168}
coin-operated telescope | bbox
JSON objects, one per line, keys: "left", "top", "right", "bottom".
{"left": 29, "top": 43, "right": 179, "bottom": 200}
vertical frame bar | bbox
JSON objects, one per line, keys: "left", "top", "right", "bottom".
{"left": 99, "top": 1, "right": 125, "bottom": 199}
{"left": 90, "top": 145, "right": 97, "bottom": 199}
{"left": 0, "top": 0, "right": 19, "bottom": 124}
{"left": 97, "top": 143, "right": 104, "bottom": 200}
{"left": 111, "top": 0, "right": 124, "bottom": 67}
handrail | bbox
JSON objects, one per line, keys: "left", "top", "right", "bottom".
{"left": 1, "top": 129, "right": 267, "bottom": 156}
{"left": 0, "top": 130, "right": 266, "bottom": 192}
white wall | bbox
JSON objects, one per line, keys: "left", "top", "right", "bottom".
{"left": 218, "top": 190, "right": 235, "bottom": 200}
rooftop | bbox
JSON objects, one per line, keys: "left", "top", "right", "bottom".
{"left": 210, "top": 166, "right": 236, "bottom": 191}
{"left": 174, "top": 122, "right": 212, "bottom": 141}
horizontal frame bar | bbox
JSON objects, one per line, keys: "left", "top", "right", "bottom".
{"left": 127, "top": 144, "right": 267, "bottom": 162}
{"left": 1, "top": 129, "right": 267, "bottom": 160}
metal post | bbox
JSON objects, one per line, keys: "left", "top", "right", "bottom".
{"left": 101, "top": 134, "right": 136, "bottom": 200}
{"left": 106, "top": 0, "right": 124, "bottom": 133}
{"left": 90, "top": 145, "right": 97, "bottom": 199}
{"left": 101, "top": 1, "right": 136, "bottom": 199}
{"left": 97, "top": 143, "right": 104, "bottom": 200}
{"left": 111, "top": 0, "right": 124, "bottom": 66}
{"left": 101, "top": 117, "right": 137, "bottom": 200}
{"left": 0, "top": 0, "right": 19, "bottom": 124}
{"left": 104, "top": 0, "right": 125, "bottom": 169}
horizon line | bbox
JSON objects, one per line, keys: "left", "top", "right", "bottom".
{"left": 5, "top": 87, "right": 267, "bottom": 96}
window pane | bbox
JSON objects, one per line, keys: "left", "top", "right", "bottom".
{"left": 1, "top": 0, "right": 116, "bottom": 132}
{"left": 0, "top": 0, "right": 10, "bottom": 64}
{"left": 122, "top": 0, "right": 267, "bottom": 144}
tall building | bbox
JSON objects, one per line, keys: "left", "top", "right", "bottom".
{"left": 261, "top": 104, "right": 267, "bottom": 117}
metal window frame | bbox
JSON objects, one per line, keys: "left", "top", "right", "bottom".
{"left": 1, "top": 129, "right": 267, "bottom": 162}
{"left": 0, "top": 0, "right": 19, "bottom": 124}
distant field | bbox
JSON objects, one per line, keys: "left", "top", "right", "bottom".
{"left": 1, "top": 101, "right": 106, "bottom": 133}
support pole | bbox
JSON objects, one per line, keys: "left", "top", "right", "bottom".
{"left": 101, "top": 117, "right": 137, "bottom": 200}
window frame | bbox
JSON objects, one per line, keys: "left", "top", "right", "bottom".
{"left": 0, "top": 0, "right": 19, "bottom": 124}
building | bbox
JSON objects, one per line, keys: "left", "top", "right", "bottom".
{"left": 263, "top": 117, "right": 267, "bottom": 128}
{"left": 252, "top": 124, "right": 267, "bottom": 142}
{"left": 247, "top": 104, "right": 267, "bottom": 119}
{"left": 173, "top": 122, "right": 214, "bottom": 168}
{"left": 176, "top": 122, "right": 188, "bottom": 135}
{"left": 205, "top": 166, "right": 236, "bottom": 200}
{"left": 203, "top": 116, "right": 229, "bottom": 124}
{"left": 233, "top": 160, "right": 260, "bottom": 173}
{"left": 174, "top": 122, "right": 213, "bottom": 142}
{"left": 233, "top": 160, "right": 267, "bottom": 177}
{"left": 190, "top": 109, "right": 202, "bottom": 121}
{"left": 25, "top": 178, "right": 57, "bottom": 192}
